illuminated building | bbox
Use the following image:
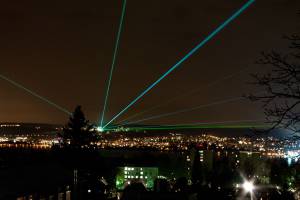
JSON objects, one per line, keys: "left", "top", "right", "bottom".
{"left": 116, "top": 167, "right": 158, "bottom": 190}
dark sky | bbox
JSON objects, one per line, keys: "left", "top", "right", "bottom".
{"left": 0, "top": 0, "right": 299, "bottom": 125}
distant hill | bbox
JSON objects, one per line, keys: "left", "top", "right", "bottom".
{"left": 113, "top": 124, "right": 293, "bottom": 139}
{"left": 0, "top": 123, "right": 62, "bottom": 136}
{"left": 0, "top": 122, "right": 293, "bottom": 139}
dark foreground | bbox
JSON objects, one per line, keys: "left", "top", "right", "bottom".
{"left": 0, "top": 147, "right": 299, "bottom": 200}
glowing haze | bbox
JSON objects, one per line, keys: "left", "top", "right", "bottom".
{"left": 0, "top": 0, "right": 299, "bottom": 125}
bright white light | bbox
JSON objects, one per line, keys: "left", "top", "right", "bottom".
{"left": 243, "top": 181, "right": 254, "bottom": 193}
{"left": 97, "top": 127, "right": 104, "bottom": 132}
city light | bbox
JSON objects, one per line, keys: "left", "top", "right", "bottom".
{"left": 243, "top": 180, "right": 254, "bottom": 193}
{"left": 0, "top": 0, "right": 298, "bottom": 198}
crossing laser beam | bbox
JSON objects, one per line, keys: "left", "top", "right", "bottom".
{"left": 125, "top": 96, "right": 245, "bottom": 125}
{"left": 100, "top": 0, "right": 127, "bottom": 127}
{"left": 120, "top": 123, "right": 268, "bottom": 131}
{"left": 124, "top": 89, "right": 269, "bottom": 126}
{"left": 0, "top": 74, "right": 71, "bottom": 115}
{"left": 104, "top": 0, "right": 255, "bottom": 128}
{"left": 158, "top": 119, "right": 266, "bottom": 127}
{"left": 117, "top": 65, "right": 252, "bottom": 124}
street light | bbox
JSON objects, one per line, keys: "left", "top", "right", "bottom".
{"left": 243, "top": 180, "right": 254, "bottom": 193}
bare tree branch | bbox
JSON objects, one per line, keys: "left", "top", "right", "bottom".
{"left": 248, "top": 34, "right": 300, "bottom": 136}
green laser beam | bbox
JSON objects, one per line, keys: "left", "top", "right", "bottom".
{"left": 156, "top": 119, "right": 267, "bottom": 127}
{"left": 0, "top": 74, "right": 71, "bottom": 115}
{"left": 102, "top": 120, "right": 269, "bottom": 132}
{"left": 100, "top": 0, "right": 127, "bottom": 127}
{"left": 117, "top": 65, "right": 253, "bottom": 124}
{"left": 122, "top": 89, "right": 270, "bottom": 127}
{"left": 119, "top": 124, "right": 268, "bottom": 131}
{"left": 124, "top": 96, "right": 244, "bottom": 125}
{"left": 104, "top": 0, "right": 255, "bottom": 128}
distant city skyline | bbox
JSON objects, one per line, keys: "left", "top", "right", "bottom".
{"left": 0, "top": 0, "right": 299, "bottom": 125}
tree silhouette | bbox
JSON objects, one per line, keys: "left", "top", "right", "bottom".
{"left": 248, "top": 34, "right": 300, "bottom": 135}
{"left": 61, "top": 105, "right": 97, "bottom": 147}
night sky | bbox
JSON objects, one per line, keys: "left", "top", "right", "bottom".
{"left": 0, "top": 0, "right": 299, "bottom": 125}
